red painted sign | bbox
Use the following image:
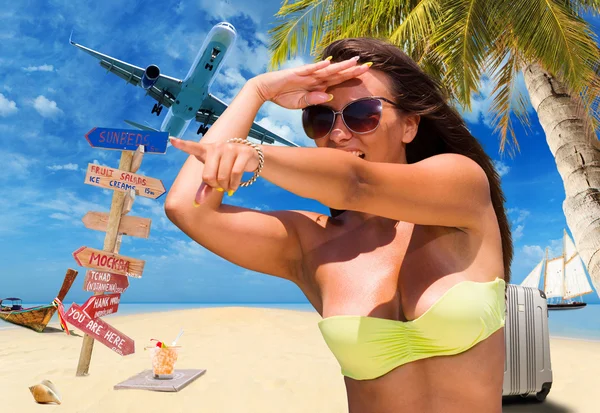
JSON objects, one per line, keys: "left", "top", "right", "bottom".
{"left": 83, "top": 270, "right": 129, "bottom": 294}
{"left": 72, "top": 246, "right": 144, "bottom": 278}
{"left": 64, "top": 303, "right": 134, "bottom": 356}
{"left": 81, "top": 293, "right": 121, "bottom": 319}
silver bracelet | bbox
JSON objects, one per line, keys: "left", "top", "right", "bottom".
{"left": 226, "top": 138, "right": 265, "bottom": 187}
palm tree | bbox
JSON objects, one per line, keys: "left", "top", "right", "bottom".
{"left": 267, "top": 0, "right": 600, "bottom": 291}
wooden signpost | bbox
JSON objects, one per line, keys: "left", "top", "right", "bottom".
{"left": 67, "top": 132, "right": 166, "bottom": 376}
{"left": 65, "top": 304, "right": 134, "bottom": 356}
{"left": 81, "top": 293, "right": 121, "bottom": 319}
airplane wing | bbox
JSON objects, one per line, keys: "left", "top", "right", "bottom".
{"left": 196, "top": 94, "right": 300, "bottom": 147}
{"left": 70, "top": 37, "right": 182, "bottom": 107}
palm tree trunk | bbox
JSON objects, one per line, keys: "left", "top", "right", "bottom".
{"left": 523, "top": 62, "right": 600, "bottom": 295}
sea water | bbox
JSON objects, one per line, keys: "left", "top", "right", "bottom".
{"left": 2, "top": 302, "right": 599, "bottom": 341}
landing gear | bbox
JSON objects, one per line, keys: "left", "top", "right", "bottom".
{"left": 205, "top": 63, "right": 214, "bottom": 71}
{"left": 197, "top": 124, "right": 209, "bottom": 135}
{"left": 151, "top": 103, "right": 163, "bottom": 116}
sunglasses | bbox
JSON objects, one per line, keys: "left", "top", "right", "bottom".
{"left": 302, "top": 96, "right": 400, "bottom": 140}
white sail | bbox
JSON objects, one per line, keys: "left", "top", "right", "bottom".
{"left": 520, "top": 259, "right": 544, "bottom": 289}
{"left": 564, "top": 231, "right": 578, "bottom": 262}
{"left": 564, "top": 254, "right": 594, "bottom": 299}
{"left": 544, "top": 257, "right": 565, "bottom": 298}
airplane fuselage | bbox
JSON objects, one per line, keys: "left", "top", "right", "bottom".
{"left": 160, "top": 22, "right": 236, "bottom": 137}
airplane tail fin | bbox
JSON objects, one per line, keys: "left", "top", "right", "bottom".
{"left": 124, "top": 119, "right": 160, "bottom": 132}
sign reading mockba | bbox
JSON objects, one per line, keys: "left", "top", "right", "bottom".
{"left": 84, "top": 163, "right": 165, "bottom": 199}
{"left": 73, "top": 246, "right": 144, "bottom": 278}
{"left": 64, "top": 303, "right": 134, "bottom": 356}
{"left": 83, "top": 270, "right": 129, "bottom": 294}
{"left": 81, "top": 293, "right": 121, "bottom": 319}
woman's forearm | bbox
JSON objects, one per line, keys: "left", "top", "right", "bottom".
{"left": 260, "top": 146, "right": 361, "bottom": 211}
{"left": 167, "top": 81, "right": 266, "bottom": 207}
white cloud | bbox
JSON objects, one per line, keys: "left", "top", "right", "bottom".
{"left": 49, "top": 212, "right": 72, "bottom": 221}
{"left": 23, "top": 64, "right": 54, "bottom": 72}
{"left": 198, "top": 0, "right": 261, "bottom": 24}
{"left": 0, "top": 93, "right": 18, "bottom": 116}
{"left": 507, "top": 208, "right": 530, "bottom": 241}
{"left": 493, "top": 160, "right": 510, "bottom": 177}
{"left": 522, "top": 244, "right": 545, "bottom": 262}
{"left": 508, "top": 208, "right": 530, "bottom": 224}
{"left": 32, "top": 95, "right": 63, "bottom": 118}
{"left": 47, "top": 163, "right": 79, "bottom": 171}
{"left": 513, "top": 224, "right": 524, "bottom": 241}
{"left": 1, "top": 151, "right": 36, "bottom": 178}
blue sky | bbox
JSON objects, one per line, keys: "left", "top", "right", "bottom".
{"left": 1, "top": 0, "right": 598, "bottom": 304}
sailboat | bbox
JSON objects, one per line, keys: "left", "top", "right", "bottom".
{"left": 520, "top": 230, "right": 594, "bottom": 310}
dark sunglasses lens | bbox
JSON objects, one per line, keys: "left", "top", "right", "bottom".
{"left": 344, "top": 99, "right": 382, "bottom": 133}
{"left": 302, "top": 106, "right": 334, "bottom": 139}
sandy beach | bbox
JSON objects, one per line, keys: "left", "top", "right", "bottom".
{"left": 1, "top": 307, "right": 598, "bottom": 413}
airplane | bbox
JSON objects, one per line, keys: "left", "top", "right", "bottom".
{"left": 70, "top": 22, "right": 299, "bottom": 147}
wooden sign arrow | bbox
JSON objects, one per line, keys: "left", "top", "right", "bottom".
{"left": 64, "top": 303, "right": 134, "bottom": 356}
{"left": 84, "top": 163, "right": 165, "bottom": 199}
{"left": 83, "top": 270, "right": 129, "bottom": 294}
{"left": 73, "top": 246, "right": 144, "bottom": 278}
{"left": 81, "top": 293, "right": 121, "bottom": 319}
{"left": 82, "top": 212, "right": 151, "bottom": 239}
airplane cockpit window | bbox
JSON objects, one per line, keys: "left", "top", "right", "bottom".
{"left": 211, "top": 48, "right": 221, "bottom": 59}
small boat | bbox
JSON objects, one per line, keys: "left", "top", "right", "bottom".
{"left": 520, "top": 230, "right": 596, "bottom": 310}
{"left": 0, "top": 269, "right": 78, "bottom": 332}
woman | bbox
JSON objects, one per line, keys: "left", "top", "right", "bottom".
{"left": 165, "top": 37, "right": 512, "bottom": 413}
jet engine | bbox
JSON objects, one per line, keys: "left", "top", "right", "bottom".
{"left": 141, "top": 65, "right": 160, "bottom": 90}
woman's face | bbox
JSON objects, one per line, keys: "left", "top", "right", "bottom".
{"left": 314, "top": 69, "right": 419, "bottom": 164}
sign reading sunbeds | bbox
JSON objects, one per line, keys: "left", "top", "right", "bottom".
{"left": 73, "top": 246, "right": 145, "bottom": 278}
{"left": 85, "top": 127, "right": 168, "bottom": 154}
{"left": 83, "top": 270, "right": 129, "bottom": 294}
{"left": 65, "top": 303, "right": 134, "bottom": 356}
{"left": 81, "top": 293, "right": 121, "bottom": 319}
{"left": 84, "top": 163, "right": 166, "bottom": 199}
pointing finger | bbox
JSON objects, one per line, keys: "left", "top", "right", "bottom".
{"left": 169, "top": 137, "right": 205, "bottom": 159}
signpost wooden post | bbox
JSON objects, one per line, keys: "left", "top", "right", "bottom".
{"left": 73, "top": 128, "right": 167, "bottom": 376}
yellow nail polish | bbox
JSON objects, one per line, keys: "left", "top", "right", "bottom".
{"left": 327, "top": 94, "right": 334, "bottom": 102}
{"left": 363, "top": 62, "right": 373, "bottom": 67}
{"left": 227, "top": 190, "right": 235, "bottom": 196}
{"left": 216, "top": 188, "right": 224, "bottom": 192}
{"left": 325, "top": 56, "right": 333, "bottom": 61}
{"left": 193, "top": 200, "right": 200, "bottom": 207}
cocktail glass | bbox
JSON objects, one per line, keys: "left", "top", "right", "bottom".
{"left": 149, "top": 346, "right": 180, "bottom": 379}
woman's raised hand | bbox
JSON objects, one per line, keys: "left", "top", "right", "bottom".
{"left": 169, "top": 137, "right": 260, "bottom": 203}
{"left": 251, "top": 56, "right": 371, "bottom": 109}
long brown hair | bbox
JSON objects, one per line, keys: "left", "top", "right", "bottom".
{"left": 322, "top": 38, "right": 513, "bottom": 282}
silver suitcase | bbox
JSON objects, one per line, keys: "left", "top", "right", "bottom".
{"left": 502, "top": 284, "right": 553, "bottom": 401}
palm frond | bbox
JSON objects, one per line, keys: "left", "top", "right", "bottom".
{"left": 389, "top": 0, "right": 442, "bottom": 54}
{"left": 431, "top": 0, "right": 493, "bottom": 108}
{"left": 508, "top": 0, "right": 599, "bottom": 94}
{"left": 488, "top": 44, "right": 531, "bottom": 156}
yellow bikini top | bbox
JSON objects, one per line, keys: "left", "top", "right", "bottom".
{"left": 318, "top": 278, "right": 506, "bottom": 381}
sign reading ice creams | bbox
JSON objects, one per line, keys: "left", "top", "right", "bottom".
{"left": 84, "top": 163, "right": 165, "bottom": 199}
{"left": 65, "top": 303, "right": 134, "bottom": 356}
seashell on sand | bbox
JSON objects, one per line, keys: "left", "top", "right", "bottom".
{"left": 29, "top": 380, "right": 61, "bottom": 405}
